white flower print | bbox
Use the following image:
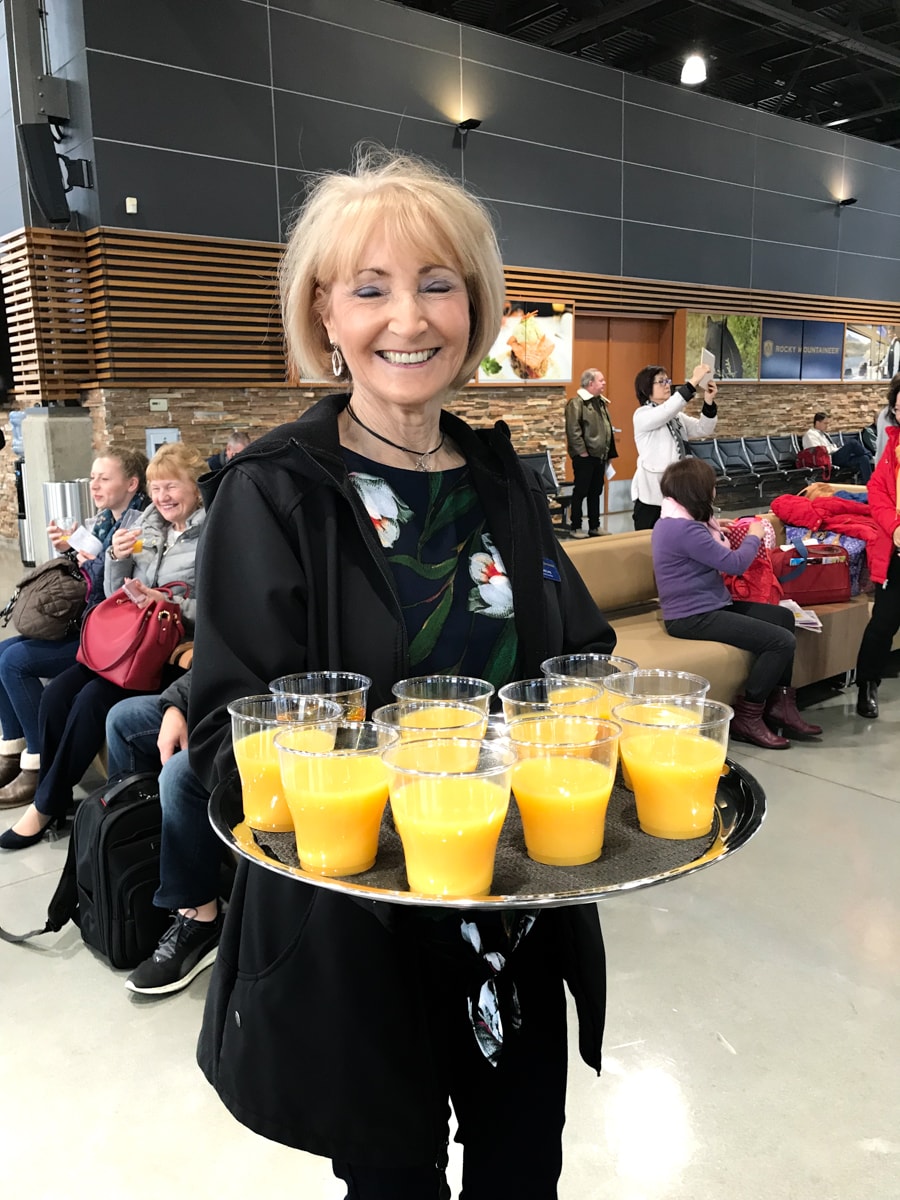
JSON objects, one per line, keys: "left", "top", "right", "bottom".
{"left": 468, "top": 533, "right": 514, "bottom": 619}
{"left": 349, "top": 473, "right": 413, "bottom": 548}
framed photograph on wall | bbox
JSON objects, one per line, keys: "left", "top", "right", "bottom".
{"left": 844, "top": 323, "right": 900, "bottom": 380}
{"left": 477, "top": 301, "right": 574, "bottom": 384}
{"left": 685, "top": 312, "right": 761, "bottom": 380}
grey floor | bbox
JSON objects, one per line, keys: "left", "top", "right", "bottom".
{"left": 1, "top": 537, "right": 898, "bottom": 1199}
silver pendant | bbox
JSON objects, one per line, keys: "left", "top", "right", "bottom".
{"left": 415, "top": 453, "right": 431, "bottom": 472}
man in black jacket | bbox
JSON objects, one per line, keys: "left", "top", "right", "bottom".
{"left": 564, "top": 367, "right": 618, "bottom": 537}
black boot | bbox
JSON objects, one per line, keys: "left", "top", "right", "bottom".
{"left": 856, "top": 681, "right": 879, "bottom": 719}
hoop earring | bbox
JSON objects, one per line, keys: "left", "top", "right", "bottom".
{"left": 330, "top": 343, "right": 344, "bottom": 378}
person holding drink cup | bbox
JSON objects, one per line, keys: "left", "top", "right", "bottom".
{"left": 188, "top": 149, "right": 616, "bottom": 1197}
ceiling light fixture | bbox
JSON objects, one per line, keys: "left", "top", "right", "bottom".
{"left": 680, "top": 54, "right": 706, "bottom": 86}
{"left": 826, "top": 117, "right": 851, "bottom": 127}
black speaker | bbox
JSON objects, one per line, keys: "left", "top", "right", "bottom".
{"left": 15, "top": 122, "right": 71, "bottom": 224}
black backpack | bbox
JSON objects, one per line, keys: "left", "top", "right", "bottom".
{"left": 0, "top": 772, "right": 171, "bottom": 969}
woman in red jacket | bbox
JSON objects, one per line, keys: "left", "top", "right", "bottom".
{"left": 855, "top": 425, "right": 900, "bottom": 718}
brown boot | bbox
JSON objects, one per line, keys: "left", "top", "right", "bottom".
{"left": 764, "top": 687, "right": 823, "bottom": 738}
{"left": 731, "top": 697, "right": 791, "bottom": 750}
{"left": 0, "top": 754, "right": 21, "bottom": 789}
{"left": 0, "top": 770, "right": 40, "bottom": 808}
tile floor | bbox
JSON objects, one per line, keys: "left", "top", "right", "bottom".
{"left": 1, "top": 543, "right": 898, "bottom": 1200}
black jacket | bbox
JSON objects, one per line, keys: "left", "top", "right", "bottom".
{"left": 189, "top": 394, "right": 616, "bottom": 1165}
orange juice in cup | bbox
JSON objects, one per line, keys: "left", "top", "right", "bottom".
{"left": 391, "top": 674, "right": 494, "bottom": 715}
{"left": 269, "top": 671, "right": 372, "bottom": 722}
{"left": 509, "top": 715, "right": 619, "bottom": 865}
{"left": 372, "top": 700, "right": 487, "bottom": 741}
{"left": 383, "top": 738, "right": 514, "bottom": 897}
{"left": 498, "top": 677, "right": 603, "bottom": 724}
{"left": 276, "top": 722, "right": 397, "bottom": 876}
{"left": 613, "top": 699, "right": 732, "bottom": 839}
{"left": 228, "top": 695, "right": 341, "bottom": 832}
{"left": 541, "top": 654, "right": 639, "bottom": 720}
{"left": 604, "top": 670, "right": 711, "bottom": 788}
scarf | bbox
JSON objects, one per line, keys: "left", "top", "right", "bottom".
{"left": 660, "top": 496, "right": 729, "bottom": 545}
{"left": 92, "top": 492, "right": 149, "bottom": 550}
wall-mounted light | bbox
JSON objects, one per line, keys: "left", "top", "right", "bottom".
{"left": 836, "top": 197, "right": 858, "bottom": 208}
{"left": 680, "top": 54, "right": 706, "bottom": 86}
{"left": 455, "top": 117, "right": 482, "bottom": 149}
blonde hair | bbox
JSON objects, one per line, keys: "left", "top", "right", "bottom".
{"left": 146, "top": 442, "right": 205, "bottom": 486}
{"left": 280, "top": 147, "right": 505, "bottom": 390}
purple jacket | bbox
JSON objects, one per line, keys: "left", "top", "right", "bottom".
{"left": 652, "top": 518, "right": 760, "bottom": 619}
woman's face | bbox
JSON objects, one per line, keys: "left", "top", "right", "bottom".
{"left": 650, "top": 371, "right": 673, "bottom": 405}
{"left": 149, "top": 474, "right": 200, "bottom": 529}
{"left": 321, "top": 234, "right": 471, "bottom": 414}
{"left": 90, "top": 457, "right": 138, "bottom": 514}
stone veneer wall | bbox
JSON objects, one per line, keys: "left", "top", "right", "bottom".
{"left": 0, "top": 378, "right": 891, "bottom": 544}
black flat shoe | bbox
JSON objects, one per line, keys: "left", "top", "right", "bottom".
{"left": 856, "top": 681, "right": 879, "bottom": 719}
{"left": 0, "top": 812, "right": 63, "bottom": 850}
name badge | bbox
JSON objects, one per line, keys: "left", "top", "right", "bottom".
{"left": 542, "top": 557, "right": 561, "bottom": 582}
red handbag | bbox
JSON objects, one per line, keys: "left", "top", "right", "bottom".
{"left": 77, "top": 583, "right": 187, "bottom": 690}
{"left": 723, "top": 550, "right": 784, "bottom": 605}
{"left": 770, "top": 542, "right": 851, "bottom": 606}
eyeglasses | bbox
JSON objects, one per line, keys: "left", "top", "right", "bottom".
{"left": 654, "top": 377, "right": 673, "bottom": 387}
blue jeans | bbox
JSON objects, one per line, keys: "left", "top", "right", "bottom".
{"left": 0, "top": 634, "right": 79, "bottom": 752}
{"left": 832, "top": 441, "right": 873, "bottom": 483}
{"left": 106, "top": 695, "right": 219, "bottom": 909}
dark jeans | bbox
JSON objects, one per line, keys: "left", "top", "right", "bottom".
{"left": 633, "top": 499, "right": 661, "bottom": 531}
{"left": 0, "top": 634, "right": 79, "bottom": 753}
{"left": 34, "top": 663, "right": 149, "bottom": 818}
{"left": 665, "top": 601, "right": 796, "bottom": 702}
{"left": 106, "top": 694, "right": 219, "bottom": 909}
{"left": 832, "top": 442, "right": 873, "bottom": 483}
{"left": 856, "top": 555, "right": 900, "bottom": 684}
{"left": 333, "top": 916, "right": 568, "bottom": 1199}
{"left": 569, "top": 455, "right": 605, "bottom": 531}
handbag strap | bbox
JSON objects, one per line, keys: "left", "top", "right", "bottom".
{"left": 779, "top": 538, "right": 808, "bottom": 583}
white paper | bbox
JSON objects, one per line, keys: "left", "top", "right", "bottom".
{"left": 779, "top": 599, "right": 822, "bottom": 632}
{"left": 605, "top": 462, "right": 616, "bottom": 480}
{"left": 701, "top": 348, "right": 716, "bottom": 374}
{"left": 67, "top": 526, "right": 104, "bottom": 557}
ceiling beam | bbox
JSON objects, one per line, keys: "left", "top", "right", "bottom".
{"left": 538, "top": 0, "right": 669, "bottom": 48}
{"left": 692, "top": 0, "right": 900, "bottom": 73}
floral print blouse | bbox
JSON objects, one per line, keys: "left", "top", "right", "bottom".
{"left": 345, "top": 452, "right": 519, "bottom": 689}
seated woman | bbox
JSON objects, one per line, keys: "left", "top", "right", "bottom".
{"left": 0, "top": 443, "right": 205, "bottom": 850}
{"left": 0, "top": 448, "right": 147, "bottom": 809}
{"left": 105, "top": 669, "right": 224, "bottom": 995}
{"left": 632, "top": 363, "right": 718, "bottom": 530}
{"left": 652, "top": 457, "right": 823, "bottom": 749}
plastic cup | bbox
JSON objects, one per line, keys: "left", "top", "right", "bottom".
{"left": 275, "top": 721, "right": 398, "bottom": 877}
{"left": 497, "top": 677, "right": 603, "bottom": 723}
{"left": 612, "top": 698, "right": 732, "bottom": 840}
{"left": 391, "top": 675, "right": 495, "bottom": 715}
{"left": 540, "top": 653, "right": 639, "bottom": 719}
{"left": 604, "top": 671, "right": 711, "bottom": 791}
{"left": 508, "top": 715, "right": 620, "bottom": 866}
{"left": 371, "top": 700, "right": 488, "bottom": 740}
{"left": 228, "top": 695, "right": 342, "bottom": 832}
{"left": 269, "top": 671, "right": 372, "bottom": 722}
{"left": 382, "top": 737, "right": 516, "bottom": 898}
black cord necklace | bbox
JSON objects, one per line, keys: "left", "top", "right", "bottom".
{"left": 346, "top": 403, "right": 445, "bottom": 472}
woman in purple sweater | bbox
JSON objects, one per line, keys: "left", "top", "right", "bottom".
{"left": 652, "top": 458, "right": 822, "bottom": 748}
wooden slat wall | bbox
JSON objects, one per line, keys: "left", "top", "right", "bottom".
{"left": 0, "top": 228, "right": 95, "bottom": 403}
{"left": 3, "top": 226, "right": 900, "bottom": 395}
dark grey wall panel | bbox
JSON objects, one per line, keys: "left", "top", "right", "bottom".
{"left": 754, "top": 138, "right": 845, "bottom": 203}
{"left": 842, "top": 157, "right": 900, "bottom": 218}
{"left": 837, "top": 251, "right": 900, "bottom": 302}
{"left": 837, "top": 206, "right": 900, "bottom": 259}
{"left": 755, "top": 111, "right": 846, "bottom": 155}
{"left": 94, "top": 141, "right": 279, "bottom": 240}
{"left": 462, "top": 61, "right": 621, "bottom": 160}
{"left": 461, "top": 25, "right": 622, "bottom": 98}
{"left": 271, "top": 11, "right": 457, "bottom": 124}
{"left": 88, "top": 52, "right": 273, "bottom": 163}
{"left": 273, "top": 0, "right": 461, "bottom": 55}
{"left": 465, "top": 136, "right": 621, "bottom": 219}
{"left": 624, "top": 103, "right": 755, "bottom": 187}
{"left": 751, "top": 240, "right": 837, "bottom": 296}
{"left": 752, "top": 189, "right": 840, "bottom": 252}
{"left": 623, "top": 74, "right": 758, "bottom": 134}
{"left": 492, "top": 201, "right": 621, "bottom": 276}
{"left": 274, "top": 91, "right": 456, "bottom": 182}
{"left": 623, "top": 222, "right": 751, "bottom": 288}
{"left": 83, "top": 0, "right": 270, "bottom": 85}
{"left": 845, "top": 135, "right": 900, "bottom": 172}
{"left": 624, "top": 164, "right": 752, "bottom": 237}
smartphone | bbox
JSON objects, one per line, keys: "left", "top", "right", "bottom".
{"left": 121, "top": 578, "right": 143, "bottom": 604}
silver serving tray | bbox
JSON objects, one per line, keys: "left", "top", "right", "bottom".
{"left": 209, "top": 759, "right": 765, "bottom": 910}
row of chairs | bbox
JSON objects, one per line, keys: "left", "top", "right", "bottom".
{"left": 685, "top": 431, "right": 868, "bottom": 500}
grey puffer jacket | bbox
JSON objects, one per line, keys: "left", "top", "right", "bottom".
{"left": 104, "top": 504, "right": 204, "bottom": 629}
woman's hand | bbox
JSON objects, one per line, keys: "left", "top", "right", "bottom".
{"left": 704, "top": 379, "right": 718, "bottom": 401}
{"left": 718, "top": 518, "right": 734, "bottom": 532}
{"left": 689, "top": 363, "right": 713, "bottom": 388}
{"left": 47, "top": 522, "right": 70, "bottom": 551}
{"left": 111, "top": 527, "right": 140, "bottom": 559}
{"left": 122, "top": 578, "right": 167, "bottom": 609}
{"left": 893, "top": 526, "right": 900, "bottom": 548}
{"left": 747, "top": 520, "right": 765, "bottom": 539}
{"left": 157, "top": 706, "right": 188, "bottom": 764}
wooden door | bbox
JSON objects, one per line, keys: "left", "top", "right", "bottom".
{"left": 571, "top": 315, "right": 673, "bottom": 512}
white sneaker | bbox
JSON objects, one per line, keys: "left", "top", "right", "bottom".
{"left": 570, "top": 528, "right": 588, "bottom": 539}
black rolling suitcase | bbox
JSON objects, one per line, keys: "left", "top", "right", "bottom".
{"left": 0, "top": 772, "right": 171, "bottom": 969}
